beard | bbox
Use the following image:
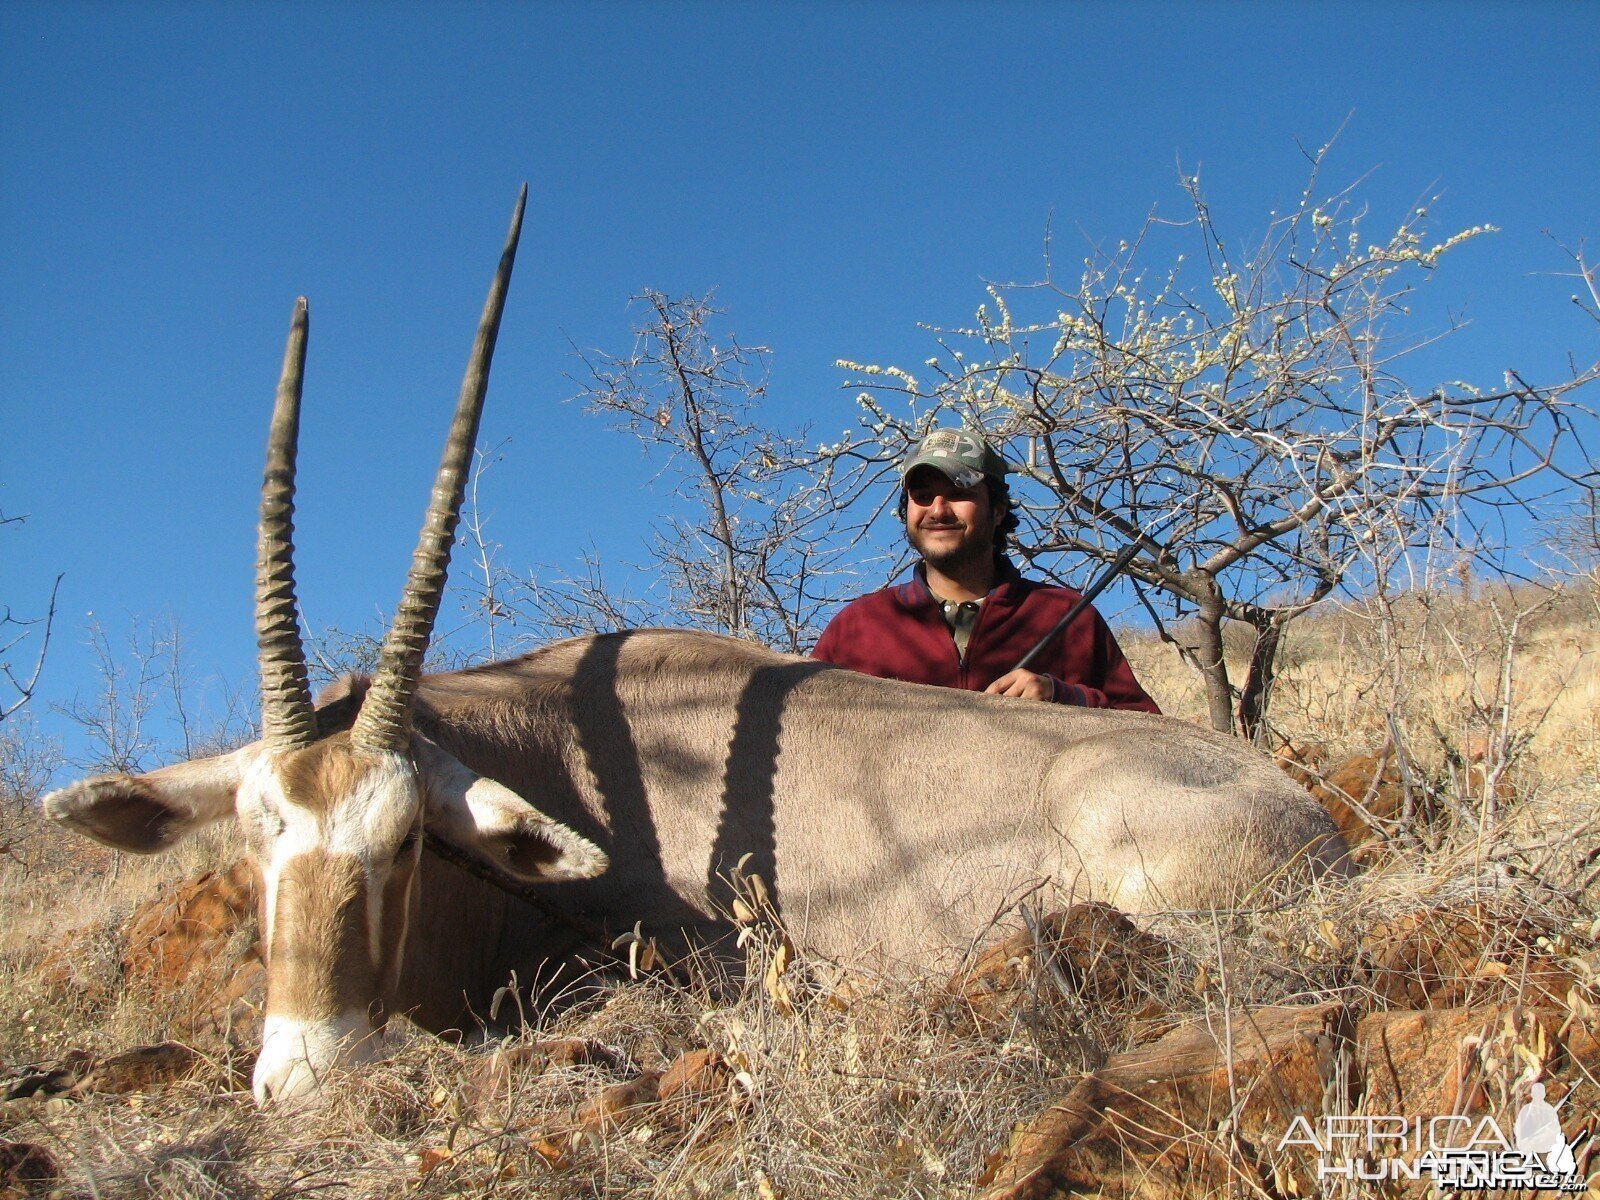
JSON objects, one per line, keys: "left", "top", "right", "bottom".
{"left": 907, "top": 518, "right": 994, "bottom": 573}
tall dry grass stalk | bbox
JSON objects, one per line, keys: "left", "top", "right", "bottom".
{"left": 1126, "top": 578, "right": 1599, "bottom": 830}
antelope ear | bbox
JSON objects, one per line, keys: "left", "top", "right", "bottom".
{"left": 43, "top": 752, "right": 244, "bottom": 853}
{"left": 414, "top": 737, "right": 608, "bottom": 883}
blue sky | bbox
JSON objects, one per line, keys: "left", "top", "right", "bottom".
{"left": 3, "top": 2, "right": 1597, "bottom": 766}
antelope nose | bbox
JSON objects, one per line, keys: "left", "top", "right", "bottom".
{"left": 252, "top": 1055, "right": 319, "bottom": 1105}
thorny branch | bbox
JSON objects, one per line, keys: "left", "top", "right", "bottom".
{"left": 1, "top": 574, "right": 61, "bottom": 725}
{"left": 523, "top": 291, "right": 871, "bottom": 652}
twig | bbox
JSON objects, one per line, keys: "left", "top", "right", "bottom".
{"left": 0, "top": 572, "right": 61, "bottom": 722}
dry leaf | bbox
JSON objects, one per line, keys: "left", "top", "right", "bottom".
{"left": 1514, "top": 1043, "right": 1545, "bottom": 1074}
{"left": 418, "top": 1147, "right": 452, "bottom": 1177}
{"left": 531, "top": 1137, "right": 568, "bottom": 1169}
{"left": 764, "top": 938, "right": 795, "bottom": 1013}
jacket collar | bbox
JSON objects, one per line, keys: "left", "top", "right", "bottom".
{"left": 898, "top": 558, "right": 1028, "bottom": 609}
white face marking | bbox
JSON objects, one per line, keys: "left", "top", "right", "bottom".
{"left": 242, "top": 748, "right": 419, "bottom": 965}
{"left": 238, "top": 756, "right": 302, "bottom": 950}
{"left": 331, "top": 752, "right": 419, "bottom": 861}
{"left": 335, "top": 753, "right": 419, "bottom": 972}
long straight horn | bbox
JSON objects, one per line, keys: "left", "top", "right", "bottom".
{"left": 351, "top": 186, "right": 527, "bottom": 753}
{"left": 256, "top": 298, "right": 319, "bottom": 750}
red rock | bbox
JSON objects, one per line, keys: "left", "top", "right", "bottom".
{"left": 658, "top": 1048, "right": 727, "bottom": 1105}
{"left": 574, "top": 1072, "right": 663, "bottom": 1135}
{"left": 950, "top": 903, "right": 1177, "bottom": 1035}
{"left": 1362, "top": 904, "right": 1577, "bottom": 1009}
{"left": 979, "top": 1003, "right": 1350, "bottom": 1199}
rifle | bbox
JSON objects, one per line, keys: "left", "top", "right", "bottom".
{"left": 1010, "top": 536, "right": 1147, "bottom": 674}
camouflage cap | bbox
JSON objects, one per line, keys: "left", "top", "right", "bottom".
{"left": 900, "top": 428, "right": 1014, "bottom": 490}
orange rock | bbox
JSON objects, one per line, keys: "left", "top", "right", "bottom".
{"left": 530, "top": 1137, "right": 570, "bottom": 1170}
{"left": 658, "top": 1048, "right": 728, "bottom": 1105}
{"left": 1357, "top": 1005, "right": 1600, "bottom": 1121}
{"left": 1349, "top": 1006, "right": 1600, "bottom": 1199}
{"left": 417, "top": 1147, "right": 453, "bottom": 1178}
{"left": 574, "top": 1072, "right": 663, "bottom": 1135}
{"left": 950, "top": 903, "right": 1177, "bottom": 1035}
{"left": 471, "top": 1038, "right": 629, "bottom": 1104}
{"left": 123, "top": 860, "right": 263, "bottom": 1043}
{"left": 1362, "top": 904, "right": 1578, "bottom": 1009}
{"left": 1276, "top": 741, "right": 1406, "bottom": 854}
{"left": 980, "top": 1002, "right": 1600, "bottom": 1199}
{"left": 34, "top": 859, "right": 264, "bottom": 1044}
{"left": 979, "top": 1003, "right": 1350, "bottom": 1199}
{"left": 550, "top": 1048, "right": 728, "bottom": 1150}
{"left": 121, "top": 859, "right": 259, "bottom": 987}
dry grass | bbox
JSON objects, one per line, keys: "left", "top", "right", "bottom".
{"left": 3, "top": 582, "right": 1598, "bottom": 1198}
{"left": 1126, "top": 577, "right": 1600, "bottom": 820}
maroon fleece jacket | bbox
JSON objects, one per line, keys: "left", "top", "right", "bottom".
{"left": 811, "top": 562, "right": 1160, "bottom": 713}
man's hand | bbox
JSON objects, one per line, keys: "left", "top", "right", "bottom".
{"left": 984, "top": 669, "right": 1055, "bottom": 702}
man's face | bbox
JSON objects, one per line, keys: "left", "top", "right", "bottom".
{"left": 904, "top": 466, "right": 1003, "bottom": 571}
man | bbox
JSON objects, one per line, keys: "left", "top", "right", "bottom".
{"left": 811, "top": 428, "right": 1160, "bottom": 712}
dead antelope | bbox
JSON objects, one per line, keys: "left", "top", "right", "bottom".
{"left": 44, "top": 190, "right": 1347, "bottom": 1102}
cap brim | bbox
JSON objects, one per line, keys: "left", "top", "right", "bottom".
{"left": 902, "top": 459, "right": 984, "bottom": 489}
